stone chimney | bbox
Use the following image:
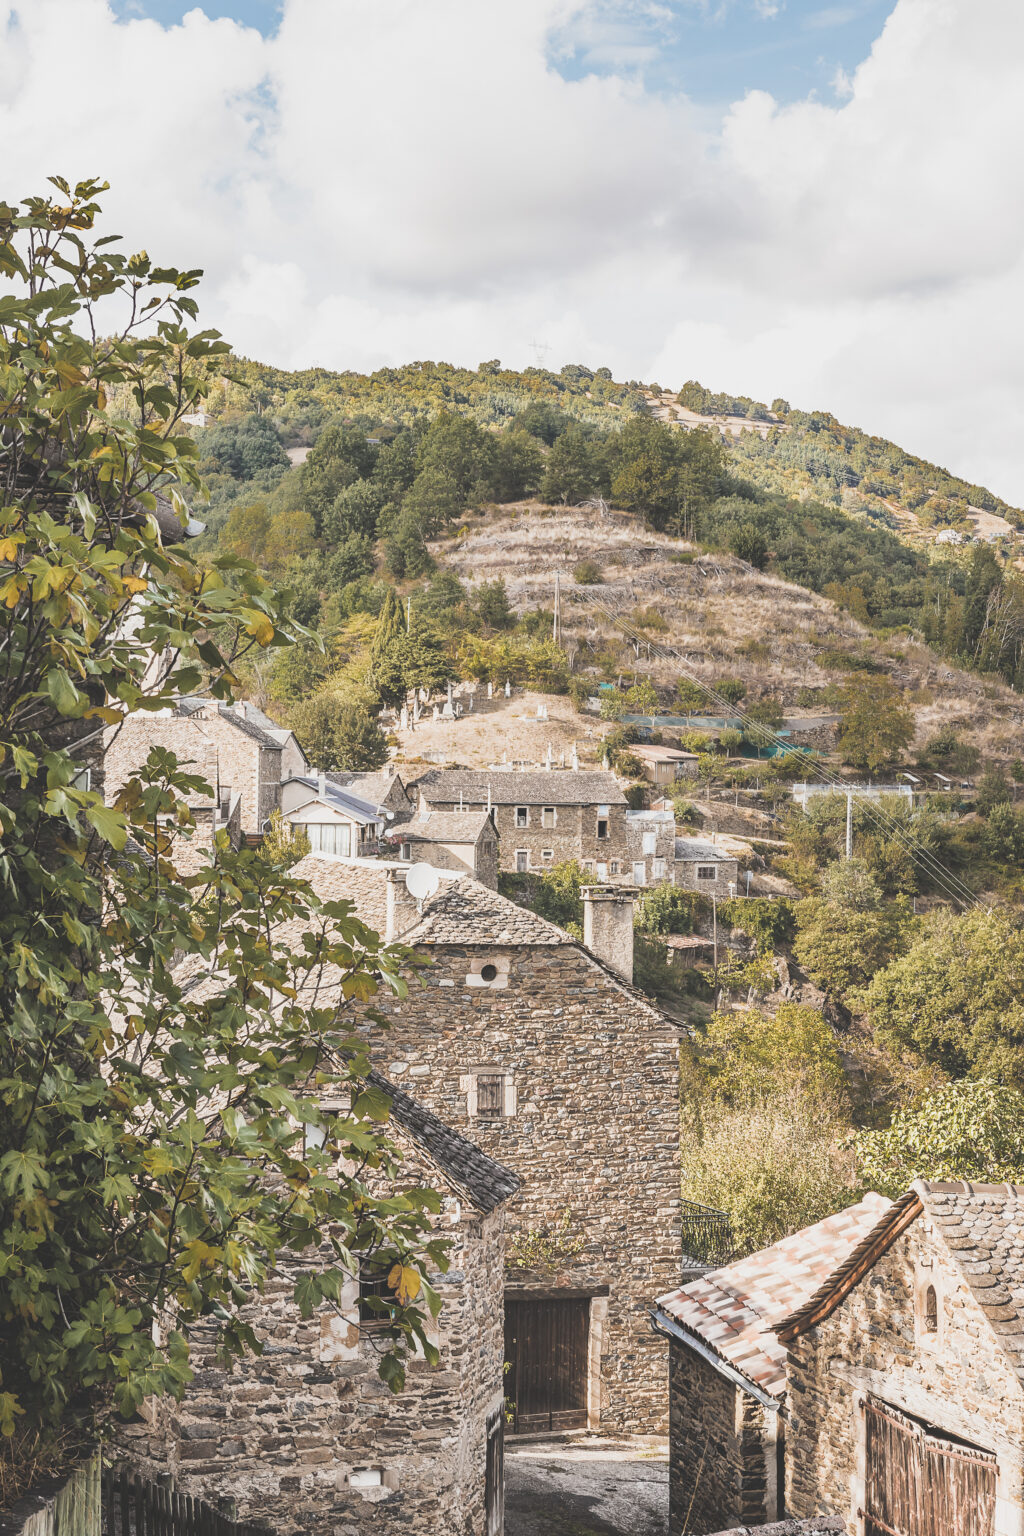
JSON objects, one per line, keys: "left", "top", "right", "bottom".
{"left": 581, "top": 886, "right": 636, "bottom": 983}
{"left": 385, "top": 867, "right": 420, "bottom": 941}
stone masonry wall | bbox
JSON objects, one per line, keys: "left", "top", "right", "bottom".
{"left": 104, "top": 710, "right": 279, "bottom": 835}
{"left": 429, "top": 799, "right": 630, "bottom": 876}
{"left": 369, "top": 943, "right": 682, "bottom": 1431}
{"left": 669, "top": 1346, "right": 775, "bottom": 1535}
{"left": 785, "top": 1221, "right": 1024, "bottom": 1533}
{"left": 115, "top": 1198, "right": 506, "bottom": 1536}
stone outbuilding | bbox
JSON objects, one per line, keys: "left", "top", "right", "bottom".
{"left": 652, "top": 1193, "right": 894, "bottom": 1534}
{"left": 656, "top": 1182, "right": 1024, "bottom": 1536}
{"left": 118, "top": 1073, "right": 519, "bottom": 1536}
{"left": 292, "top": 855, "right": 684, "bottom": 1435}
{"left": 673, "top": 836, "right": 740, "bottom": 894}
{"left": 414, "top": 768, "right": 629, "bottom": 878}
{"left": 383, "top": 808, "right": 500, "bottom": 888}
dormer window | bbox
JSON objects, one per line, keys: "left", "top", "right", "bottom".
{"left": 515, "top": 806, "right": 529, "bottom": 828}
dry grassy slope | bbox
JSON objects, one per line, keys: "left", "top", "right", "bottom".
{"left": 435, "top": 503, "right": 1024, "bottom": 762}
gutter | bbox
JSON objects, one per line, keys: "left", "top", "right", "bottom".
{"left": 650, "top": 1307, "right": 784, "bottom": 1416}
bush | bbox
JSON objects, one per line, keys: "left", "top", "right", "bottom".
{"left": 572, "top": 559, "right": 603, "bottom": 585}
{"left": 719, "top": 897, "right": 795, "bottom": 953}
{"left": 635, "top": 885, "right": 708, "bottom": 935}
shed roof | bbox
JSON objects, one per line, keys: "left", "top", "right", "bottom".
{"left": 284, "top": 776, "right": 385, "bottom": 825}
{"left": 632, "top": 743, "right": 699, "bottom": 762}
{"left": 655, "top": 1192, "right": 895, "bottom": 1398}
{"left": 386, "top": 810, "right": 494, "bottom": 845}
{"left": 674, "top": 837, "right": 736, "bottom": 862}
{"left": 370, "top": 1069, "right": 519, "bottom": 1214}
{"left": 419, "top": 768, "right": 626, "bottom": 807}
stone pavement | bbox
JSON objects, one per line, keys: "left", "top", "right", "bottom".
{"left": 505, "top": 1434, "right": 668, "bottom": 1536}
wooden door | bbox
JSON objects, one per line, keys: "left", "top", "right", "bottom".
{"left": 485, "top": 1407, "right": 504, "bottom": 1535}
{"left": 864, "top": 1398, "right": 996, "bottom": 1536}
{"left": 504, "top": 1296, "right": 590, "bottom": 1434}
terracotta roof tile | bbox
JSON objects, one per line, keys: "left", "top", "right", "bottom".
{"left": 655, "top": 1193, "right": 893, "bottom": 1397}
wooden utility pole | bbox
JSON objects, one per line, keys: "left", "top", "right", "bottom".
{"left": 846, "top": 791, "right": 853, "bottom": 860}
{"left": 712, "top": 896, "right": 718, "bottom": 991}
{"left": 553, "top": 572, "right": 561, "bottom": 646}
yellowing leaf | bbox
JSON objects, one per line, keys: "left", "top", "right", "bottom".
{"left": 387, "top": 1264, "right": 421, "bottom": 1306}
{"left": 0, "top": 536, "right": 23, "bottom": 562}
{"left": 244, "top": 612, "right": 275, "bottom": 646}
{"left": 122, "top": 576, "right": 147, "bottom": 595}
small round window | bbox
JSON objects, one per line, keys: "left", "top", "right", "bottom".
{"left": 481, "top": 963, "right": 498, "bottom": 983}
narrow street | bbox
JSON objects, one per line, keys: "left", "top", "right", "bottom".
{"left": 505, "top": 1435, "right": 669, "bottom": 1536}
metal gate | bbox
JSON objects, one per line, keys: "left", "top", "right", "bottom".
{"left": 504, "top": 1296, "right": 590, "bottom": 1434}
{"left": 864, "top": 1398, "right": 996, "bottom": 1536}
{"left": 484, "top": 1407, "right": 504, "bottom": 1536}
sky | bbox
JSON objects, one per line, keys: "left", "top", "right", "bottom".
{"left": 3, "top": 0, "right": 1024, "bottom": 502}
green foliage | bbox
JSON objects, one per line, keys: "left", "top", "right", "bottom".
{"left": 719, "top": 897, "right": 795, "bottom": 954}
{"left": 539, "top": 424, "right": 605, "bottom": 505}
{"left": 837, "top": 673, "right": 915, "bottom": 772}
{"left": 863, "top": 908, "right": 1024, "bottom": 1083}
{"left": 533, "top": 860, "right": 585, "bottom": 934}
{"left": 855, "top": 1082, "right": 1024, "bottom": 1197}
{"left": 728, "top": 522, "right": 768, "bottom": 569}
{"left": 625, "top": 677, "right": 658, "bottom": 712}
{"left": 0, "top": 182, "right": 444, "bottom": 1446}
{"left": 699, "top": 1005, "right": 849, "bottom": 1108}
{"left": 293, "top": 691, "right": 390, "bottom": 771}
{"left": 976, "top": 763, "right": 1012, "bottom": 812}
{"left": 572, "top": 559, "right": 603, "bottom": 585}
{"left": 474, "top": 577, "right": 515, "bottom": 630}
{"left": 794, "top": 872, "right": 911, "bottom": 1003}
{"left": 258, "top": 809, "right": 311, "bottom": 867}
{"left": 609, "top": 416, "right": 724, "bottom": 534}
{"left": 982, "top": 803, "right": 1024, "bottom": 864}
{"left": 505, "top": 1211, "right": 586, "bottom": 1276}
{"left": 676, "top": 677, "right": 708, "bottom": 714}
{"left": 301, "top": 423, "right": 378, "bottom": 531}
{"left": 716, "top": 677, "right": 747, "bottom": 705}
{"left": 196, "top": 414, "right": 288, "bottom": 481}
{"left": 460, "top": 633, "right": 569, "bottom": 692}
{"left": 634, "top": 885, "right": 706, "bottom": 936}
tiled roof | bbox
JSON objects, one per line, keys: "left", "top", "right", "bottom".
{"left": 285, "top": 776, "right": 385, "bottom": 825}
{"left": 288, "top": 853, "right": 395, "bottom": 933}
{"left": 704, "top": 1522, "right": 844, "bottom": 1535}
{"left": 418, "top": 768, "right": 626, "bottom": 807}
{"left": 175, "top": 697, "right": 284, "bottom": 750}
{"left": 369, "top": 1069, "right": 519, "bottom": 1214}
{"left": 674, "top": 837, "right": 736, "bottom": 861}
{"left": 655, "top": 1193, "right": 894, "bottom": 1398}
{"left": 329, "top": 770, "right": 411, "bottom": 809}
{"left": 403, "top": 879, "right": 569, "bottom": 947}
{"left": 633, "top": 743, "right": 699, "bottom": 761}
{"left": 915, "top": 1181, "right": 1024, "bottom": 1386}
{"left": 386, "top": 810, "right": 493, "bottom": 845}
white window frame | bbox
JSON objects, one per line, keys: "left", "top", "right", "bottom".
{"left": 514, "top": 805, "right": 529, "bottom": 828}
{"left": 541, "top": 806, "right": 557, "bottom": 828}
{"left": 541, "top": 848, "right": 554, "bottom": 862}
{"left": 459, "top": 1069, "right": 517, "bottom": 1119}
{"left": 652, "top": 858, "right": 666, "bottom": 879}
{"left": 515, "top": 848, "right": 529, "bottom": 872}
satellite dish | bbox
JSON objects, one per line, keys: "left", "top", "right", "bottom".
{"left": 405, "top": 862, "right": 441, "bottom": 903}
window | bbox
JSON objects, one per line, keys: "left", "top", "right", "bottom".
{"left": 71, "top": 766, "right": 92, "bottom": 793}
{"left": 581, "top": 860, "right": 595, "bottom": 873}
{"left": 652, "top": 858, "right": 666, "bottom": 879}
{"left": 399, "top": 842, "right": 411, "bottom": 861}
{"left": 632, "top": 861, "right": 646, "bottom": 886}
{"left": 596, "top": 818, "right": 609, "bottom": 839}
{"left": 541, "top": 848, "right": 554, "bottom": 862}
{"left": 515, "top": 806, "right": 529, "bottom": 828}
{"left": 541, "top": 806, "right": 557, "bottom": 828}
{"left": 481, "top": 963, "right": 499, "bottom": 983}
{"left": 596, "top": 862, "right": 608, "bottom": 880}
{"left": 359, "top": 1262, "right": 398, "bottom": 1329}
{"left": 642, "top": 831, "right": 657, "bottom": 856}
{"left": 307, "top": 821, "right": 352, "bottom": 857}
{"left": 696, "top": 865, "right": 717, "bottom": 881}
{"left": 610, "top": 861, "right": 620, "bottom": 875}
{"left": 476, "top": 1074, "right": 505, "bottom": 1117}
{"left": 924, "top": 1284, "right": 938, "bottom": 1333}
{"left": 515, "top": 849, "right": 529, "bottom": 873}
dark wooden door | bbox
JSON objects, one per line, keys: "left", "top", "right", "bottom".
{"left": 485, "top": 1406, "right": 504, "bottom": 1535}
{"left": 865, "top": 1398, "right": 996, "bottom": 1536}
{"left": 504, "top": 1296, "right": 590, "bottom": 1433}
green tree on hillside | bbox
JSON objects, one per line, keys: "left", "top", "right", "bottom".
{"left": 301, "top": 422, "right": 378, "bottom": 530}
{"left": 855, "top": 1081, "right": 1024, "bottom": 1197}
{"left": 837, "top": 673, "right": 915, "bottom": 772}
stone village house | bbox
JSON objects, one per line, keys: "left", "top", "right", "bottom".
{"left": 413, "top": 768, "right": 630, "bottom": 879}
{"left": 654, "top": 1181, "right": 1024, "bottom": 1536}
{"left": 286, "top": 854, "right": 685, "bottom": 1437}
{"left": 118, "top": 1073, "right": 519, "bottom": 1536}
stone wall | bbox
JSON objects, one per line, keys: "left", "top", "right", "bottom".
{"left": 673, "top": 856, "right": 740, "bottom": 894}
{"left": 669, "top": 1347, "right": 776, "bottom": 1535}
{"left": 785, "top": 1221, "right": 1024, "bottom": 1533}
{"left": 429, "top": 799, "right": 630, "bottom": 876}
{"left": 371, "top": 942, "right": 682, "bottom": 1431}
{"left": 104, "top": 708, "right": 279, "bottom": 835}
{"left": 115, "top": 1198, "right": 506, "bottom": 1536}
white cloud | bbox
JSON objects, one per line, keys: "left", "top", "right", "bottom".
{"left": 2, "top": 0, "right": 1024, "bottom": 502}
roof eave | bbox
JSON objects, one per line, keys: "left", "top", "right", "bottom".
{"left": 650, "top": 1307, "right": 784, "bottom": 1413}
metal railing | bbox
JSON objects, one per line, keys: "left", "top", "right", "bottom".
{"left": 680, "top": 1197, "right": 736, "bottom": 1269}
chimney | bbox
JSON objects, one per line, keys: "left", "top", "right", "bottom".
{"left": 318, "top": 773, "right": 326, "bottom": 798}
{"left": 582, "top": 886, "right": 636, "bottom": 983}
{"left": 385, "top": 867, "right": 419, "bottom": 941}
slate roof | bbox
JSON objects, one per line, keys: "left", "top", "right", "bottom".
{"left": 674, "top": 837, "right": 736, "bottom": 862}
{"left": 914, "top": 1181, "right": 1024, "bottom": 1385}
{"left": 176, "top": 697, "right": 283, "bottom": 750}
{"left": 329, "top": 770, "right": 411, "bottom": 809}
{"left": 403, "top": 879, "right": 569, "bottom": 947}
{"left": 285, "top": 776, "right": 385, "bottom": 826}
{"left": 386, "top": 810, "right": 494, "bottom": 845}
{"left": 369, "top": 1069, "right": 519, "bottom": 1214}
{"left": 655, "top": 1193, "right": 895, "bottom": 1398}
{"left": 419, "top": 768, "right": 626, "bottom": 807}
{"left": 288, "top": 853, "right": 397, "bottom": 933}
{"left": 703, "top": 1522, "right": 844, "bottom": 1536}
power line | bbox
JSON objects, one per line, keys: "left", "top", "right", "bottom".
{"left": 568, "top": 585, "right": 982, "bottom": 910}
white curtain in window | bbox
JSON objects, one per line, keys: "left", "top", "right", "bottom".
{"left": 307, "top": 822, "right": 352, "bottom": 857}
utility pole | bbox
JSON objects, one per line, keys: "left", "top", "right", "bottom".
{"left": 406, "top": 594, "right": 412, "bottom": 631}
{"left": 553, "top": 572, "right": 561, "bottom": 647}
{"left": 712, "top": 896, "right": 718, "bottom": 992}
{"left": 846, "top": 791, "right": 853, "bottom": 860}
